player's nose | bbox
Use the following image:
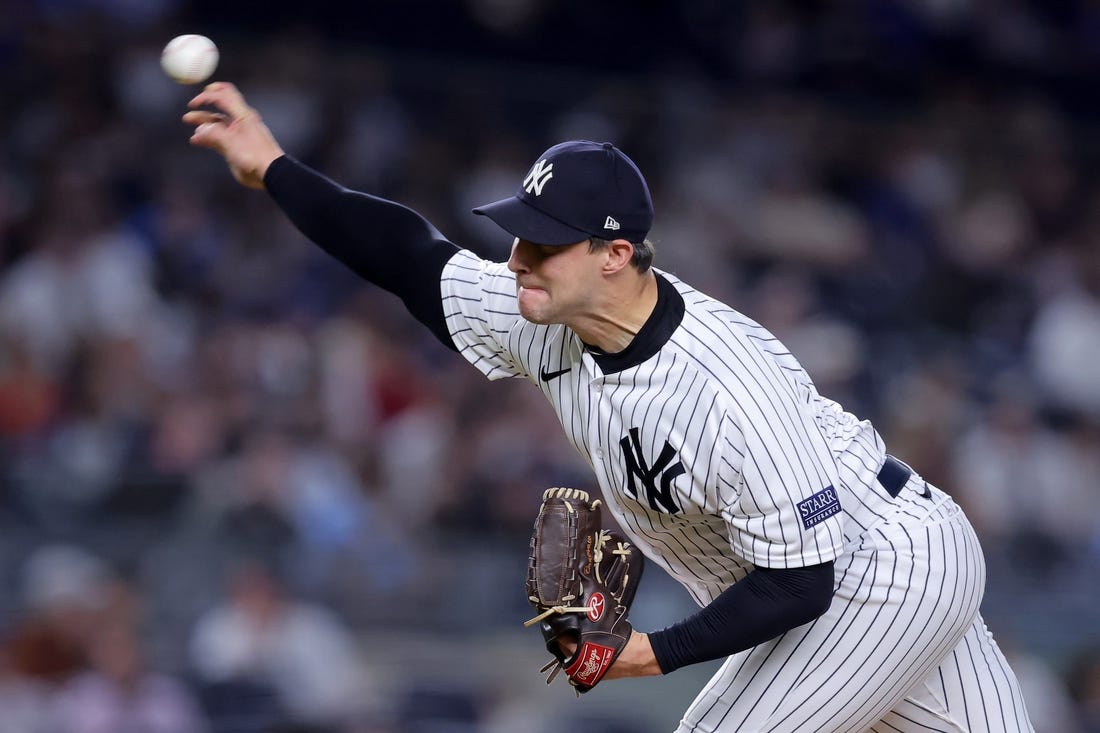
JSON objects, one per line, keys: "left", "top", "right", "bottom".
{"left": 507, "top": 238, "right": 531, "bottom": 274}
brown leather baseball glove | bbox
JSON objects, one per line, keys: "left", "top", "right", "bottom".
{"left": 524, "top": 487, "right": 645, "bottom": 694}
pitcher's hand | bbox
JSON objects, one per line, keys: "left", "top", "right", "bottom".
{"left": 183, "top": 82, "right": 284, "bottom": 189}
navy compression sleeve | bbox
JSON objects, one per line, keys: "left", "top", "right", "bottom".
{"left": 648, "top": 562, "right": 834, "bottom": 674}
{"left": 263, "top": 155, "right": 460, "bottom": 348}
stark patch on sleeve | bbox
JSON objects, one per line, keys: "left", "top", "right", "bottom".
{"left": 797, "top": 486, "right": 842, "bottom": 529}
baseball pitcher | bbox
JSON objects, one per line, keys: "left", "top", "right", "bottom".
{"left": 184, "top": 82, "right": 1035, "bottom": 732}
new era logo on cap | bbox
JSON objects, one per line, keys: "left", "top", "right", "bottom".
{"left": 472, "top": 140, "right": 654, "bottom": 246}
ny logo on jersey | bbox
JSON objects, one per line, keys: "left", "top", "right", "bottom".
{"left": 524, "top": 159, "right": 554, "bottom": 196}
{"left": 619, "top": 427, "right": 684, "bottom": 514}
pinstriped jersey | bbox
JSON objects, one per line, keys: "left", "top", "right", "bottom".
{"left": 442, "top": 248, "right": 930, "bottom": 607}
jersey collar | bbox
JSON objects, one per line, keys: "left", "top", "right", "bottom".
{"left": 585, "top": 273, "right": 685, "bottom": 374}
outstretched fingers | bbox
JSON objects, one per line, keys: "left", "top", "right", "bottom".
{"left": 187, "top": 81, "right": 254, "bottom": 120}
{"left": 179, "top": 80, "right": 283, "bottom": 189}
{"left": 181, "top": 110, "right": 226, "bottom": 126}
{"left": 186, "top": 117, "right": 230, "bottom": 150}
{"left": 183, "top": 83, "right": 259, "bottom": 153}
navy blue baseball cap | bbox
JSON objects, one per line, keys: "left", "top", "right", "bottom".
{"left": 473, "top": 140, "right": 653, "bottom": 245}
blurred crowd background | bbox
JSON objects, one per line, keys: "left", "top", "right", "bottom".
{"left": 2, "top": 1, "right": 1100, "bottom": 731}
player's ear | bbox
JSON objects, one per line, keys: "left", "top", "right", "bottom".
{"left": 602, "top": 239, "right": 636, "bottom": 275}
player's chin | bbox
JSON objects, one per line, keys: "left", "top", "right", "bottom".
{"left": 517, "top": 288, "right": 554, "bottom": 324}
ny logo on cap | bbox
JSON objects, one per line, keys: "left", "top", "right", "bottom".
{"left": 523, "top": 159, "right": 554, "bottom": 196}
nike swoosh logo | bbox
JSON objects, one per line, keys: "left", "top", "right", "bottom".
{"left": 920, "top": 482, "right": 932, "bottom": 499}
{"left": 540, "top": 366, "right": 571, "bottom": 382}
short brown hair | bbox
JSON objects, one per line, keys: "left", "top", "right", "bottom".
{"left": 588, "top": 236, "right": 655, "bottom": 273}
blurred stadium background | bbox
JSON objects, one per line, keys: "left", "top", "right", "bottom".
{"left": 2, "top": 1, "right": 1100, "bottom": 731}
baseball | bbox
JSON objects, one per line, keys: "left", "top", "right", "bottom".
{"left": 161, "top": 34, "right": 219, "bottom": 85}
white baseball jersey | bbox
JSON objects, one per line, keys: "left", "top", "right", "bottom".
{"left": 441, "top": 249, "right": 1034, "bottom": 732}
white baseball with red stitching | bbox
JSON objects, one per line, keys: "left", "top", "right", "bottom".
{"left": 161, "top": 34, "right": 219, "bottom": 85}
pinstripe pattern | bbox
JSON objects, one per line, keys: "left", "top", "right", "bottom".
{"left": 440, "top": 250, "right": 1033, "bottom": 732}
{"left": 676, "top": 502, "right": 1031, "bottom": 732}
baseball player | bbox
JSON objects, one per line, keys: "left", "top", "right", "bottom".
{"left": 184, "top": 82, "right": 1035, "bottom": 732}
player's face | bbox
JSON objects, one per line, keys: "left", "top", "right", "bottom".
{"left": 507, "top": 237, "right": 601, "bottom": 324}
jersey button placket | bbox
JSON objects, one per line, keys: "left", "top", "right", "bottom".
{"left": 591, "top": 378, "right": 605, "bottom": 460}
{"left": 585, "top": 353, "right": 606, "bottom": 464}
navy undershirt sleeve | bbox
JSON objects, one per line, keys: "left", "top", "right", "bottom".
{"left": 648, "top": 562, "right": 835, "bottom": 674}
{"left": 263, "top": 154, "right": 461, "bottom": 349}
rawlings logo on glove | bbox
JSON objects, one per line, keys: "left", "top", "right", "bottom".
{"left": 524, "top": 487, "right": 645, "bottom": 694}
{"left": 586, "top": 592, "right": 605, "bottom": 621}
{"left": 568, "top": 642, "right": 616, "bottom": 686}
